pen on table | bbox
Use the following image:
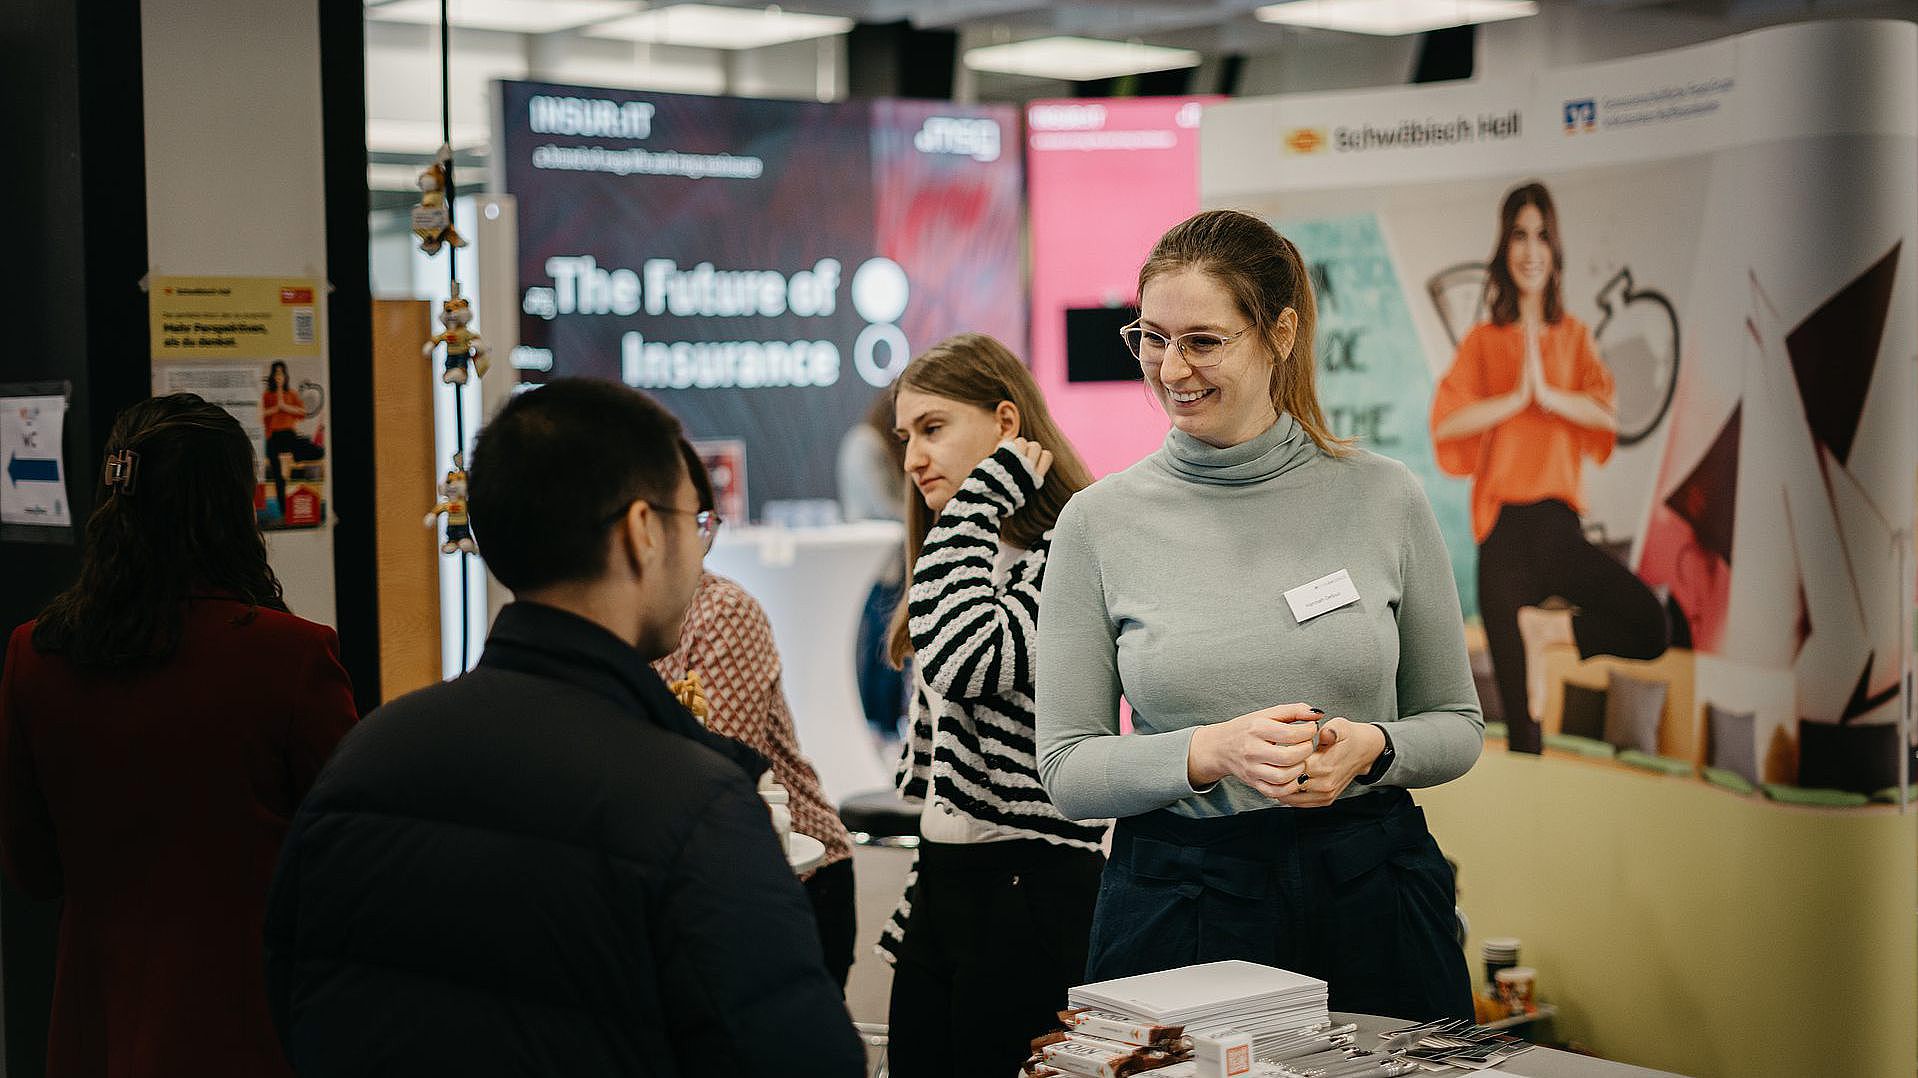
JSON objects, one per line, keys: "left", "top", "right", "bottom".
{"left": 1306, "top": 1053, "right": 1380, "bottom": 1075}
{"left": 1264, "top": 1036, "right": 1356, "bottom": 1062}
{"left": 1325, "top": 1063, "right": 1422, "bottom": 1078}
{"left": 1265, "top": 1021, "right": 1349, "bottom": 1046}
{"left": 1265, "top": 1026, "right": 1357, "bottom": 1051}
{"left": 1292, "top": 1058, "right": 1418, "bottom": 1078}
{"left": 1274, "top": 1047, "right": 1361, "bottom": 1073}
{"left": 1326, "top": 1051, "right": 1412, "bottom": 1072}
{"left": 1267, "top": 1042, "right": 1352, "bottom": 1066}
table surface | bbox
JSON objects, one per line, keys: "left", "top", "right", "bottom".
{"left": 788, "top": 832, "right": 826, "bottom": 875}
{"left": 1338, "top": 1013, "right": 1686, "bottom": 1078}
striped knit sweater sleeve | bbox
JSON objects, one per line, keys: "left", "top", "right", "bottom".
{"left": 910, "top": 445, "right": 1047, "bottom": 701}
{"left": 877, "top": 444, "right": 1109, "bottom": 964}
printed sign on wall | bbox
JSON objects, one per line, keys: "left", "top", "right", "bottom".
{"left": 500, "top": 81, "right": 1025, "bottom": 520}
{"left": 150, "top": 276, "right": 329, "bottom": 531}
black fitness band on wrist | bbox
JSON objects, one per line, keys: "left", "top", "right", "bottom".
{"left": 1355, "top": 724, "right": 1395, "bottom": 785}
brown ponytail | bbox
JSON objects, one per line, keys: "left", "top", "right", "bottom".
{"left": 1138, "top": 209, "right": 1350, "bottom": 457}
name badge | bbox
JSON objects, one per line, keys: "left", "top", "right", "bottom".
{"left": 1284, "top": 569, "right": 1361, "bottom": 623}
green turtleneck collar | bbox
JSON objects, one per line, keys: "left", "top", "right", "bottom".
{"left": 1159, "top": 412, "right": 1323, "bottom": 486}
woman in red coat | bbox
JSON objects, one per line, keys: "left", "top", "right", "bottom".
{"left": 0, "top": 393, "right": 358, "bottom": 1077}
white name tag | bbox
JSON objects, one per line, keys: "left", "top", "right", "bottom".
{"left": 1284, "top": 569, "right": 1361, "bottom": 623}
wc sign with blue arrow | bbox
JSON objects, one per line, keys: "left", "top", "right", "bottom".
{"left": 1, "top": 391, "right": 72, "bottom": 529}
{"left": 9, "top": 455, "right": 59, "bottom": 484}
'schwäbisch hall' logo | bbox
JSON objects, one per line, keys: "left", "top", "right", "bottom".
{"left": 1285, "top": 128, "right": 1327, "bottom": 154}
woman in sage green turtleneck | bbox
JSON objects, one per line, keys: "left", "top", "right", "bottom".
{"left": 1036, "top": 210, "right": 1482, "bottom": 1023}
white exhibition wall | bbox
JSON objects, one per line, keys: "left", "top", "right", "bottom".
{"left": 142, "top": 0, "right": 337, "bottom": 627}
{"left": 1201, "top": 21, "right": 1918, "bottom": 1076}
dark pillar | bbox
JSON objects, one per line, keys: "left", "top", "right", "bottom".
{"left": 0, "top": 0, "right": 151, "bottom": 1072}
{"left": 319, "top": 0, "right": 381, "bottom": 713}
{"left": 1413, "top": 25, "right": 1477, "bottom": 83}
{"left": 847, "top": 20, "right": 959, "bottom": 100}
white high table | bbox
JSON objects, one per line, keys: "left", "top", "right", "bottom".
{"left": 704, "top": 521, "right": 904, "bottom": 806}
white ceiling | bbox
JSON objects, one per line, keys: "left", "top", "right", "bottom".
{"left": 369, "top": 0, "right": 1918, "bottom": 51}
{"left": 362, "top": 0, "right": 1909, "bottom": 195}
{"left": 363, "top": 0, "right": 1312, "bottom": 50}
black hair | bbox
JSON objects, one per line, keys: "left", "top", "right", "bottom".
{"left": 33, "top": 394, "right": 287, "bottom": 668}
{"left": 466, "top": 379, "right": 687, "bottom": 592}
{"left": 267, "top": 361, "right": 290, "bottom": 391}
{"left": 678, "top": 440, "right": 714, "bottom": 513}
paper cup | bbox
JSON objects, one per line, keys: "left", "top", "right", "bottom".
{"left": 1495, "top": 966, "right": 1537, "bottom": 1016}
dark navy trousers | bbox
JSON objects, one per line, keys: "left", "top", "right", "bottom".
{"left": 1087, "top": 788, "right": 1472, "bottom": 1023}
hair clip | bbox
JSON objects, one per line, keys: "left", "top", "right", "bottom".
{"left": 103, "top": 449, "right": 139, "bottom": 494}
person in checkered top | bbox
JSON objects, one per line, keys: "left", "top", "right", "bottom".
{"left": 654, "top": 441, "right": 859, "bottom": 989}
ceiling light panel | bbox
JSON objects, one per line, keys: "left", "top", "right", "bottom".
{"left": 1255, "top": 0, "right": 1537, "bottom": 36}
{"left": 369, "top": 0, "right": 642, "bottom": 35}
{"left": 587, "top": 5, "right": 855, "bottom": 50}
{"left": 963, "top": 37, "right": 1201, "bottom": 82}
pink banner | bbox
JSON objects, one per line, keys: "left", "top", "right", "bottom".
{"left": 1026, "top": 97, "right": 1219, "bottom": 477}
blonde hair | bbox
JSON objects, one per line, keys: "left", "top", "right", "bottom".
{"left": 1138, "top": 209, "right": 1350, "bottom": 457}
{"left": 887, "top": 333, "right": 1093, "bottom": 667}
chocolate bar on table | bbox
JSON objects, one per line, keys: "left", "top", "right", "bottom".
{"left": 1041, "top": 1038, "right": 1194, "bottom": 1078}
{"left": 1033, "top": 1030, "right": 1071, "bottom": 1052}
{"left": 1058, "top": 1008, "right": 1187, "bottom": 1046}
{"left": 1067, "top": 1032, "right": 1193, "bottom": 1057}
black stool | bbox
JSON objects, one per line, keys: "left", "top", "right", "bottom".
{"left": 837, "top": 789, "right": 920, "bottom": 849}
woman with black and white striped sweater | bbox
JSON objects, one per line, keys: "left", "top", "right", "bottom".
{"left": 876, "top": 333, "right": 1107, "bottom": 1078}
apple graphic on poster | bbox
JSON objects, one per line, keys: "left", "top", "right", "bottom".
{"left": 1592, "top": 267, "right": 1681, "bottom": 447}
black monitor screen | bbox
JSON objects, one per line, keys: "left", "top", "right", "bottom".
{"left": 1065, "top": 306, "right": 1143, "bottom": 383}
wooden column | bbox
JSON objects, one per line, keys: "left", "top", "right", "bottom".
{"left": 372, "top": 299, "right": 440, "bottom": 701}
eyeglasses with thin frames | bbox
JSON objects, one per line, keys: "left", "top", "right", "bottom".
{"left": 1120, "top": 321, "right": 1255, "bottom": 369}
{"left": 600, "top": 501, "right": 723, "bottom": 553}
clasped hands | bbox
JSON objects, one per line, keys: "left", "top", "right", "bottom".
{"left": 1186, "top": 703, "right": 1386, "bottom": 809}
{"left": 1509, "top": 337, "right": 1570, "bottom": 417}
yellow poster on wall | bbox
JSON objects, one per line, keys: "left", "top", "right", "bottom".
{"left": 149, "top": 275, "right": 321, "bottom": 359}
{"left": 149, "top": 275, "right": 327, "bottom": 529}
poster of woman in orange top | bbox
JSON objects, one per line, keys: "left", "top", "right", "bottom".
{"left": 259, "top": 360, "right": 326, "bottom": 529}
{"left": 1430, "top": 182, "right": 1670, "bottom": 754}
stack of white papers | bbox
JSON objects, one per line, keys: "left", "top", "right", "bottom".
{"left": 1067, "top": 961, "right": 1329, "bottom": 1055}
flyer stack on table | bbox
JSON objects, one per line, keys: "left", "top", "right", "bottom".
{"left": 1024, "top": 961, "right": 1331, "bottom": 1077}
{"left": 1072, "top": 962, "right": 1328, "bottom": 1057}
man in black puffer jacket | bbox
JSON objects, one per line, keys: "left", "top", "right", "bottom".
{"left": 265, "top": 380, "right": 865, "bottom": 1077}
